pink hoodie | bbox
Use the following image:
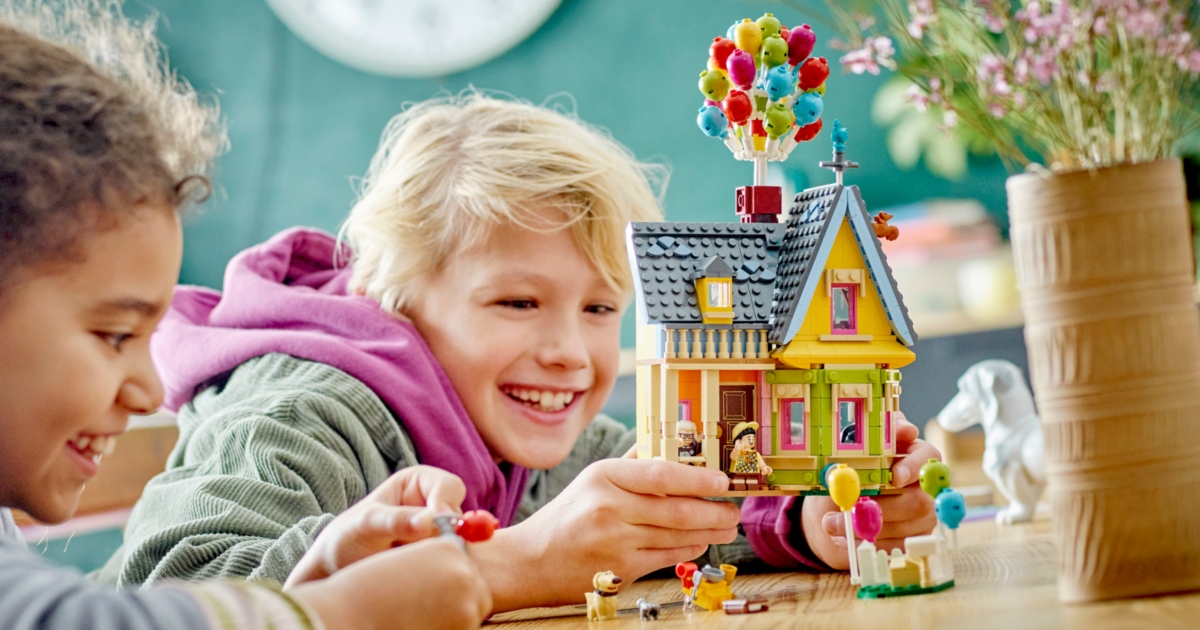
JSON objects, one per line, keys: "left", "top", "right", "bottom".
{"left": 151, "top": 228, "right": 528, "bottom": 526}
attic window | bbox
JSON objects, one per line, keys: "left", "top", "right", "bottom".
{"left": 831, "top": 284, "right": 857, "bottom": 334}
{"left": 708, "top": 280, "right": 732, "bottom": 308}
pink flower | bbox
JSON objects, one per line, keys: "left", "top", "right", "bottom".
{"left": 906, "top": 84, "right": 930, "bottom": 112}
{"left": 943, "top": 109, "right": 958, "bottom": 128}
{"left": 977, "top": 54, "right": 1006, "bottom": 81}
{"left": 839, "top": 37, "right": 895, "bottom": 76}
{"left": 1014, "top": 57, "right": 1031, "bottom": 85}
{"left": 988, "top": 101, "right": 1008, "bottom": 118}
{"left": 908, "top": 0, "right": 936, "bottom": 39}
{"left": 841, "top": 48, "right": 880, "bottom": 75}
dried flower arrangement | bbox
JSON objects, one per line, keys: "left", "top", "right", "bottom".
{"left": 826, "top": 1, "right": 1200, "bottom": 171}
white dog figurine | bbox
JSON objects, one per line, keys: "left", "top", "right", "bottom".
{"left": 937, "top": 360, "right": 1046, "bottom": 524}
{"left": 585, "top": 571, "right": 622, "bottom": 621}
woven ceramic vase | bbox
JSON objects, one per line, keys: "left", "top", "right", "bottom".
{"left": 1007, "top": 159, "right": 1200, "bottom": 603}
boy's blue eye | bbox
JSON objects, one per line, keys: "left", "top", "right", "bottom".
{"left": 498, "top": 299, "right": 537, "bottom": 310}
{"left": 586, "top": 304, "right": 617, "bottom": 315}
{"left": 97, "top": 332, "right": 133, "bottom": 350}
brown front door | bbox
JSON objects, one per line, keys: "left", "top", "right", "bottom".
{"left": 719, "top": 385, "right": 755, "bottom": 473}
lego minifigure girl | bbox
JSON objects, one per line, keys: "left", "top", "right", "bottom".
{"left": 728, "top": 422, "right": 773, "bottom": 490}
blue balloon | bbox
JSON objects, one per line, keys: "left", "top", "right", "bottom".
{"left": 763, "top": 64, "right": 796, "bottom": 101}
{"left": 935, "top": 489, "right": 967, "bottom": 530}
{"left": 697, "top": 104, "right": 729, "bottom": 138}
{"left": 727, "top": 22, "right": 738, "bottom": 41}
{"left": 793, "top": 91, "right": 824, "bottom": 127}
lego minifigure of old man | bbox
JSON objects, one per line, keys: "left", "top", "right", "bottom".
{"left": 677, "top": 419, "right": 703, "bottom": 462}
{"left": 728, "top": 421, "right": 772, "bottom": 490}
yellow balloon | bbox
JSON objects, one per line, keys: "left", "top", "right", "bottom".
{"left": 827, "top": 464, "right": 861, "bottom": 512}
{"left": 734, "top": 18, "right": 762, "bottom": 55}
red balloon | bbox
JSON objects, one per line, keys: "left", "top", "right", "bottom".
{"left": 780, "top": 26, "right": 790, "bottom": 41}
{"left": 798, "top": 57, "right": 830, "bottom": 91}
{"left": 456, "top": 510, "right": 500, "bottom": 542}
{"left": 722, "top": 90, "right": 753, "bottom": 125}
{"left": 787, "top": 24, "right": 817, "bottom": 66}
{"left": 709, "top": 37, "right": 736, "bottom": 71}
{"left": 794, "top": 118, "right": 823, "bottom": 142}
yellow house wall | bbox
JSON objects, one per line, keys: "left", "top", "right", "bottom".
{"left": 796, "top": 219, "right": 894, "bottom": 339}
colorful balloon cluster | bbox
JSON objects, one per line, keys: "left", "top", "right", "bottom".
{"left": 696, "top": 14, "right": 829, "bottom": 165}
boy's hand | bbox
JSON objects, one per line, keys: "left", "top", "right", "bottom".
{"left": 470, "top": 459, "right": 740, "bottom": 611}
{"left": 291, "top": 536, "right": 492, "bottom": 630}
{"left": 800, "top": 413, "right": 940, "bottom": 570}
{"left": 286, "top": 465, "right": 467, "bottom": 587}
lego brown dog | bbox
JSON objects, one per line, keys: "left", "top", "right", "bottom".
{"left": 585, "top": 571, "right": 622, "bottom": 621}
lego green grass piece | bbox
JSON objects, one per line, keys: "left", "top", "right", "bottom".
{"left": 856, "top": 580, "right": 955, "bottom": 599}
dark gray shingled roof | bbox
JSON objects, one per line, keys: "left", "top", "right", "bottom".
{"left": 768, "top": 184, "right": 843, "bottom": 345}
{"left": 628, "top": 222, "right": 785, "bottom": 327}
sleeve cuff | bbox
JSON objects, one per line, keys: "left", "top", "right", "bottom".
{"left": 741, "top": 495, "right": 832, "bottom": 572}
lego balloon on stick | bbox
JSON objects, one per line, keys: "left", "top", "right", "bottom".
{"left": 694, "top": 13, "right": 830, "bottom": 186}
{"left": 935, "top": 489, "right": 967, "bottom": 551}
{"left": 828, "top": 464, "right": 862, "bottom": 584}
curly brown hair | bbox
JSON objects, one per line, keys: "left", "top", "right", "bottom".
{"left": 0, "top": 0, "right": 225, "bottom": 289}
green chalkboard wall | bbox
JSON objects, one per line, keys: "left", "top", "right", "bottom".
{"left": 136, "top": 0, "right": 1010, "bottom": 346}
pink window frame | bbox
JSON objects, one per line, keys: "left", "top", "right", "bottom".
{"left": 678, "top": 400, "right": 692, "bottom": 423}
{"left": 781, "top": 398, "right": 806, "bottom": 451}
{"left": 831, "top": 283, "right": 858, "bottom": 335}
{"left": 836, "top": 398, "right": 865, "bottom": 451}
{"left": 884, "top": 410, "right": 893, "bottom": 450}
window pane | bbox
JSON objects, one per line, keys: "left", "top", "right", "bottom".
{"left": 833, "top": 286, "right": 854, "bottom": 330}
{"left": 788, "top": 401, "right": 804, "bottom": 446}
{"left": 708, "top": 282, "right": 730, "bottom": 308}
{"left": 839, "top": 400, "right": 858, "bottom": 445}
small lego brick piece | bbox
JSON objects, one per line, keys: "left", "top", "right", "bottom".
{"left": 722, "top": 596, "right": 769, "bottom": 614}
{"left": 690, "top": 564, "right": 738, "bottom": 611}
{"left": 735, "top": 185, "right": 783, "bottom": 222}
{"left": 585, "top": 571, "right": 622, "bottom": 621}
{"left": 636, "top": 598, "right": 661, "bottom": 621}
{"left": 431, "top": 510, "right": 499, "bottom": 551}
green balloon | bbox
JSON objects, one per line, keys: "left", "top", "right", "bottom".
{"left": 759, "top": 35, "right": 788, "bottom": 68}
{"left": 756, "top": 13, "right": 782, "bottom": 40}
{"left": 918, "top": 458, "right": 952, "bottom": 499}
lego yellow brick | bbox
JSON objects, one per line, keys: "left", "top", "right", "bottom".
{"left": 775, "top": 339, "right": 916, "bottom": 369}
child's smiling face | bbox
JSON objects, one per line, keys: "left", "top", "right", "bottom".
{"left": 0, "top": 207, "right": 181, "bottom": 523}
{"left": 408, "top": 217, "right": 624, "bottom": 470}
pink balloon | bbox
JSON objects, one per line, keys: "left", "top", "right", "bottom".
{"left": 787, "top": 24, "right": 816, "bottom": 66}
{"left": 726, "top": 49, "right": 756, "bottom": 90}
{"left": 852, "top": 497, "right": 883, "bottom": 543}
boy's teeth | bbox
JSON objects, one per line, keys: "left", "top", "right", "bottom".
{"left": 504, "top": 387, "right": 577, "bottom": 412}
{"left": 76, "top": 436, "right": 91, "bottom": 449}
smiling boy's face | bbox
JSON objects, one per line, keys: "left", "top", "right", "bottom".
{"left": 0, "top": 207, "right": 181, "bottom": 523}
{"left": 408, "top": 217, "right": 624, "bottom": 470}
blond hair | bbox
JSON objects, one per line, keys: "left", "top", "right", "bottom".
{"left": 340, "top": 91, "right": 667, "bottom": 314}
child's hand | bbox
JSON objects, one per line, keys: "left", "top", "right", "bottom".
{"left": 471, "top": 459, "right": 740, "bottom": 611}
{"left": 800, "top": 413, "right": 940, "bottom": 570}
{"left": 291, "top": 536, "right": 492, "bottom": 630}
{"left": 286, "top": 465, "right": 467, "bottom": 587}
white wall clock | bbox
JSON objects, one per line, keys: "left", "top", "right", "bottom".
{"left": 264, "top": 0, "right": 563, "bottom": 77}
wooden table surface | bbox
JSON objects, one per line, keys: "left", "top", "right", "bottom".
{"left": 488, "top": 518, "right": 1200, "bottom": 629}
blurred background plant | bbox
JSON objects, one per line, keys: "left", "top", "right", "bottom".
{"left": 786, "top": 0, "right": 1200, "bottom": 174}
